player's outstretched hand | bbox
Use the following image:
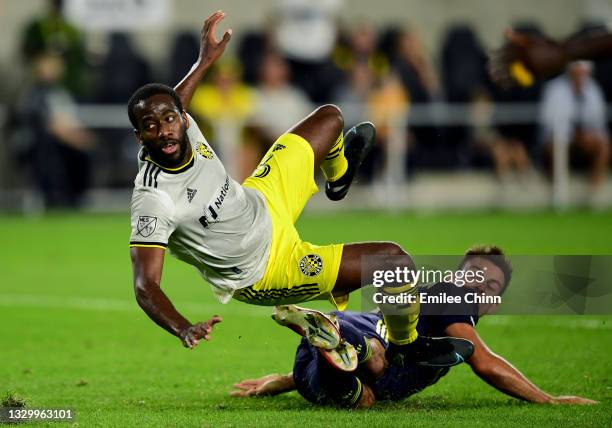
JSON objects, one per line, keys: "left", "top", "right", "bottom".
{"left": 551, "top": 395, "right": 599, "bottom": 405}
{"left": 231, "top": 374, "right": 291, "bottom": 397}
{"left": 179, "top": 315, "right": 222, "bottom": 349}
{"left": 489, "top": 29, "right": 568, "bottom": 88}
{"left": 198, "top": 10, "right": 232, "bottom": 67}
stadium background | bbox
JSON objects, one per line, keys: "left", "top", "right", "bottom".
{"left": 1, "top": 1, "right": 611, "bottom": 426}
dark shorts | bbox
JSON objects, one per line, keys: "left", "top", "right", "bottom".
{"left": 293, "top": 337, "right": 363, "bottom": 407}
{"left": 293, "top": 312, "right": 451, "bottom": 404}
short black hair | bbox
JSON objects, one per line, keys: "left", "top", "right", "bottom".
{"left": 460, "top": 244, "right": 513, "bottom": 292}
{"left": 127, "top": 83, "right": 183, "bottom": 129}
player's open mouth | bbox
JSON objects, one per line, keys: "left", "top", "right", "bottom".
{"left": 161, "top": 142, "right": 179, "bottom": 155}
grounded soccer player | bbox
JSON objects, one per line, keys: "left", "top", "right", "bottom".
{"left": 127, "top": 10, "right": 470, "bottom": 367}
{"left": 230, "top": 246, "right": 598, "bottom": 408}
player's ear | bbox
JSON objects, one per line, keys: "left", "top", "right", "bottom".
{"left": 134, "top": 129, "right": 143, "bottom": 144}
{"left": 182, "top": 110, "right": 190, "bottom": 129}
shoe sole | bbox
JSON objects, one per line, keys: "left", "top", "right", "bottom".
{"left": 318, "top": 341, "right": 358, "bottom": 372}
{"left": 272, "top": 305, "right": 341, "bottom": 350}
{"left": 325, "top": 122, "right": 376, "bottom": 201}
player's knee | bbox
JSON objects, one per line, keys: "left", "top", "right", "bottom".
{"left": 380, "top": 242, "right": 415, "bottom": 272}
{"left": 314, "top": 104, "right": 344, "bottom": 134}
{"left": 382, "top": 242, "right": 407, "bottom": 256}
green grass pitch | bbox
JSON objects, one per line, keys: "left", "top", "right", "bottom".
{"left": 1, "top": 211, "right": 611, "bottom": 427}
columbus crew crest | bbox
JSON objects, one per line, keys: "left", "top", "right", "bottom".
{"left": 299, "top": 254, "right": 323, "bottom": 277}
{"left": 196, "top": 142, "right": 214, "bottom": 159}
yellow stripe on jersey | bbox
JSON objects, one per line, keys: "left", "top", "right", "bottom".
{"left": 145, "top": 149, "right": 194, "bottom": 172}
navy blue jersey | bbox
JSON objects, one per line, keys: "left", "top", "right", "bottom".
{"left": 417, "top": 281, "right": 479, "bottom": 336}
{"left": 293, "top": 282, "right": 479, "bottom": 404}
{"left": 335, "top": 282, "right": 479, "bottom": 349}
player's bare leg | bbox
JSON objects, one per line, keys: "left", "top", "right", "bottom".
{"left": 334, "top": 242, "right": 474, "bottom": 367}
{"left": 287, "top": 106, "right": 472, "bottom": 366}
{"left": 574, "top": 129, "right": 610, "bottom": 188}
{"left": 288, "top": 104, "right": 375, "bottom": 200}
{"left": 334, "top": 242, "right": 419, "bottom": 343}
{"left": 286, "top": 104, "right": 344, "bottom": 167}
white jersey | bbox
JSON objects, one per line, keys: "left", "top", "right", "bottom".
{"left": 129, "top": 115, "right": 272, "bottom": 303}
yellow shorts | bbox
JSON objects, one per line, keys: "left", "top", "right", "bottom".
{"left": 238, "top": 133, "right": 344, "bottom": 307}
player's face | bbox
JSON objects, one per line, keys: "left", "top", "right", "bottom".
{"left": 134, "top": 94, "right": 190, "bottom": 167}
{"left": 461, "top": 257, "right": 506, "bottom": 315}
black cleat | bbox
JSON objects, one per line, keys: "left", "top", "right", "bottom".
{"left": 325, "top": 122, "right": 376, "bottom": 201}
{"left": 386, "top": 335, "right": 474, "bottom": 368}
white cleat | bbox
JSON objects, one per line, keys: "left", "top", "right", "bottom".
{"left": 272, "top": 305, "right": 341, "bottom": 350}
{"left": 319, "top": 340, "right": 359, "bottom": 372}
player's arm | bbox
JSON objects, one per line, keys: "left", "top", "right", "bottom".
{"left": 174, "top": 10, "right": 232, "bottom": 109}
{"left": 231, "top": 373, "right": 296, "bottom": 397}
{"left": 563, "top": 31, "right": 612, "bottom": 62}
{"left": 130, "top": 246, "right": 222, "bottom": 348}
{"left": 445, "top": 322, "right": 597, "bottom": 404}
{"left": 231, "top": 372, "right": 375, "bottom": 408}
{"left": 490, "top": 29, "right": 612, "bottom": 87}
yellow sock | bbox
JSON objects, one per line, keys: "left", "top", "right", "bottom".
{"left": 331, "top": 293, "right": 350, "bottom": 311}
{"left": 380, "top": 284, "right": 419, "bottom": 345}
{"left": 321, "top": 133, "right": 348, "bottom": 182}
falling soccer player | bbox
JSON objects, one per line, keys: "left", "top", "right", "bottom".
{"left": 127, "top": 10, "right": 470, "bottom": 367}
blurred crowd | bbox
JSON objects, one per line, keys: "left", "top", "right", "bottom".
{"left": 4, "top": 0, "right": 612, "bottom": 208}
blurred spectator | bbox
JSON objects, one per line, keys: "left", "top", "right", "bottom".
{"left": 378, "top": 26, "right": 401, "bottom": 63}
{"left": 468, "top": 89, "right": 529, "bottom": 180}
{"left": 333, "top": 61, "right": 387, "bottom": 182}
{"left": 275, "top": 0, "right": 344, "bottom": 102}
{"left": 21, "top": 0, "right": 88, "bottom": 98}
{"left": 333, "top": 61, "right": 374, "bottom": 127}
{"left": 540, "top": 61, "right": 610, "bottom": 190}
{"left": 440, "top": 24, "right": 491, "bottom": 167}
{"left": 489, "top": 128, "right": 534, "bottom": 183}
{"left": 395, "top": 29, "right": 439, "bottom": 101}
{"left": 14, "top": 51, "right": 96, "bottom": 208}
{"left": 575, "top": 22, "right": 612, "bottom": 151}
{"left": 191, "top": 61, "right": 255, "bottom": 123}
{"left": 441, "top": 24, "right": 489, "bottom": 102}
{"left": 246, "top": 52, "right": 311, "bottom": 177}
{"left": 95, "top": 33, "right": 151, "bottom": 104}
{"left": 190, "top": 61, "right": 256, "bottom": 180}
{"left": 366, "top": 73, "right": 409, "bottom": 181}
{"left": 238, "top": 30, "right": 274, "bottom": 86}
{"left": 490, "top": 23, "right": 544, "bottom": 181}
{"left": 91, "top": 33, "right": 152, "bottom": 187}
{"left": 389, "top": 29, "right": 445, "bottom": 170}
{"left": 333, "top": 21, "right": 389, "bottom": 80}
{"left": 251, "top": 52, "right": 312, "bottom": 139}
{"left": 168, "top": 31, "right": 200, "bottom": 86}
{"left": 334, "top": 22, "right": 409, "bottom": 181}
